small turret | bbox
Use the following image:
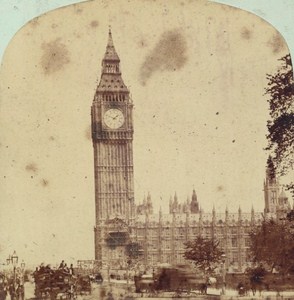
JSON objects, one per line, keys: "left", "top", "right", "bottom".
{"left": 174, "top": 192, "right": 178, "bottom": 204}
{"left": 159, "top": 206, "right": 162, "bottom": 222}
{"left": 225, "top": 205, "right": 229, "bottom": 222}
{"left": 238, "top": 206, "right": 242, "bottom": 222}
{"left": 190, "top": 189, "right": 199, "bottom": 214}
{"left": 277, "top": 187, "right": 291, "bottom": 219}
{"left": 169, "top": 196, "right": 173, "bottom": 213}
{"left": 264, "top": 156, "right": 279, "bottom": 214}
{"left": 146, "top": 192, "right": 153, "bottom": 214}
{"left": 212, "top": 205, "right": 216, "bottom": 223}
{"left": 251, "top": 205, "right": 255, "bottom": 224}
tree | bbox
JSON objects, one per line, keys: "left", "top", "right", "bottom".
{"left": 287, "top": 209, "right": 294, "bottom": 222}
{"left": 125, "top": 242, "right": 143, "bottom": 276}
{"left": 183, "top": 236, "right": 223, "bottom": 275}
{"left": 265, "top": 54, "right": 294, "bottom": 198}
{"left": 125, "top": 242, "right": 143, "bottom": 260}
{"left": 249, "top": 218, "right": 294, "bottom": 275}
{"left": 245, "top": 265, "right": 267, "bottom": 295}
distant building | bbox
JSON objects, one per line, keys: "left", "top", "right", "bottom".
{"left": 91, "top": 30, "right": 291, "bottom": 275}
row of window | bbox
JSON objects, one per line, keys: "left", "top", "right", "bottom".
{"left": 134, "top": 228, "right": 252, "bottom": 236}
{"left": 136, "top": 238, "right": 251, "bottom": 249}
{"left": 141, "top": 252, "right": 252, "bottom": 265}
{"left": 98, "top": 93, "right": 127, "bottom": 102}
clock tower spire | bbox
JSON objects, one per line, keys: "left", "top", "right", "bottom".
{"left": 92, "top": 30, "right": 134, "bottom": 261}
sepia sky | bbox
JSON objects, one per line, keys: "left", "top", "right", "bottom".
{"left": 0, "top": 0, "right": 292, "bottom": 266}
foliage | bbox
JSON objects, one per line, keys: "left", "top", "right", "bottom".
{"left": 245, "top": 265, "right": 267, "bottom": 285}
{"left": 267, "top": 156, "right": 276, "bottom": 181}
{"left": 249, "top": 218, "right": 294, "bottom": 274}
{"left": 105, "top": 232, "right": 128, "bottom": 249}
{"left": 183, "top": 236, "right": 223, "bottom": 275}
{"left": 125, "top": 242, "right": 143, "bottom": 260}
{"left": 287, "top": 209, "right": 294, "bottom": 222}
{"left": 265, "top": 54, "right": 294, "bottom": 198}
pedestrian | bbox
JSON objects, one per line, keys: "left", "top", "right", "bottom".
{"left": 58, "top": 260, "right": 65, "bottom": 269}
{"left": 69, "top": 264, "right": 74, "bottom": 275}
{"left": 63, "top": 264, "right": 69, "bottom": 273}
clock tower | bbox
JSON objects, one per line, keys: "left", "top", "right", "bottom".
{"left": 91, "top": 29, "right": 135, "bottom": 262}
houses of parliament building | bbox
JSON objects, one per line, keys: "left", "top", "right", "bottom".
{"left": 91, "top": 30, "right": 291, "bottom": 274}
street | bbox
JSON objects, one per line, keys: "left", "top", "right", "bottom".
{"left": 15, "top": 281, "right": 294, "bottom": 300}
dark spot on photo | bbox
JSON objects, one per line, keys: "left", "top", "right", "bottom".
{"left": 241, "top": 27, "right": 252, "bottom": 40}
{"left": 138, "top": 38, "right": 148, "bottom": 48}
{"left": 42, "top": 179, "right": 49, "bottom": 187}
{"left": 140, "top": 29, "right": 188, "bottom": 85}
{"left": 90, "top": 20, "right": 99, "bottom": 28}
{"left": 217, "top": 185, "right": 224, "bottom": 192}
{"left": 267, "top": 33, "right": 285, "bottom": 54}
{"left": 41, "top": 39, "right": 70, "bottom": 75}
{"left": 77, "top": 8, "right": 83, "bottom": 14}
{"left": 25, "top": 163, "right": 38, "bottom": 173}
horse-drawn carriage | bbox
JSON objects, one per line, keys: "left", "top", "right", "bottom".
{"left": 134, "top": 265, "right": 209, "bottom": 295}
{"left": 34, "top": 269, "right": 76, "bottom": 299}
{"left": 75, "top": 275, "right": 92, "bottom": 295}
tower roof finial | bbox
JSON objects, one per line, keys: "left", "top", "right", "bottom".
{"left": 96, "top": 27, "right": 129, "bottom": 93}
{"left": 102, "top": 27, "right": 119, "bottom": 62}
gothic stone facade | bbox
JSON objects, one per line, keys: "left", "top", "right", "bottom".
{"left": 91, "top": 31, "right": 291, "bottom": 274}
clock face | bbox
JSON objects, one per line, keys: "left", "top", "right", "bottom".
{"left": 103, "top": 108, "right": 125, "bottom": 129}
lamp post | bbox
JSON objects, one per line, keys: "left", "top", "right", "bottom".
{"left": 220, "top": 254, "right": 226, "bottom": 295}
{"left": 11, "top": 251, "right": 18, "bottom": 285}
{"left": 7, "top": 251, "right": 19, "bottom": 299}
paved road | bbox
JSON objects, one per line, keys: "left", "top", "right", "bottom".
{"left": 16, "top": 282, "right": 294, "bottom": 300}
{"left": 22, "top": 281, "right": 131, "bottom": 299}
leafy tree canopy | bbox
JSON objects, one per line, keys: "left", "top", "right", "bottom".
{"left": 125, "top": 242, "right": 143, "bottom": 260}
{"left": 183, "top": 236, "right": 223, "bottom": 275}
{"left": 245, "top": 265, "right": 267, "bottom": 285}
{"left": 249, "top": 218, "right": 294, "bottom": 274}
{"left": 265, "top": 54, "right": 294, "bottom": 198}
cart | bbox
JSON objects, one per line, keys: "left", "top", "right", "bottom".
{"left": 34, "top": 269, "right": 76, "bottom": 299}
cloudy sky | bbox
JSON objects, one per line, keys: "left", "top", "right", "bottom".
{"left": 0, "top": 0, "right": 292, "bottom": 266}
